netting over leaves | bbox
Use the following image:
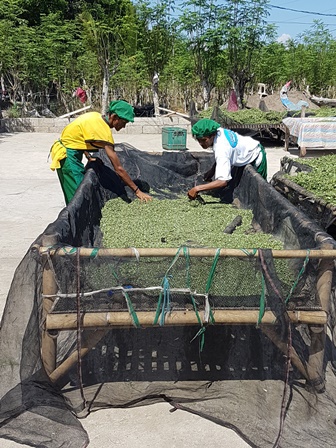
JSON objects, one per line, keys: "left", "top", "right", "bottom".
{"left": 1, "top": 146, "right": 336, "bottom": 448}
{"left": 50, "top": 250, "right": 317, "bottom": 315}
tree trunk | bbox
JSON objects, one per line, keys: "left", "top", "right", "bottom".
{"left": 152, "top": 72, "right": 160, "bottom": 117}
{"left": 202, "top": 80, "right": 211, "bottom": 110}
{"left": 101, "top": 63, "right": 109, "bottom": 115}
{"left": 0, "top": 74, "right": 5, "bottom": 95}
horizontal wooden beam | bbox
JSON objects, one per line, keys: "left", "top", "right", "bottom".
{"left": 36, "top": 245, "right": 336, "bottom": 259}
{"left": 57, "top": 105, "right": 91, "bottom": 119}
{"left": 46, "top": 309, "right": 327, "bottom": 331}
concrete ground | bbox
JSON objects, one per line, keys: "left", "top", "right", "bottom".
{"left": 0, "top": 131, "right": 297, "bottom": 448}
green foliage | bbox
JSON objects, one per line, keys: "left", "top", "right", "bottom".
{"left": 200, "top": 107, "right": 286, "bottom": 124}
{"left": 223, "top": 0, "right": 275, "bottom": 106}
{"left": 178, "top": 0, "right": 227, "bottom": 97}
{"left": 1, "top": 0, "right": 336, "bottom": 112}
{"left": 287, "top": 154, "right": 336, "bottom": 205}
{"left": 110, "top": 52, "right": 151, "bottom": 99}
{"left": 135, "top": 0, "right": 177, "bottom": 79}
{"left": 311, "top": 107, "right": 336, "bottom": 117}
{"left": 101, "top": 196, "right": 283, "bottom": 249}
{"left": 7, "top": 104, "right": 21, "bottom": 118}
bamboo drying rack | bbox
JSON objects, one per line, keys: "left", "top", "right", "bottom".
{"left": 37, "top": 237, "right": 335, "bottom": 391}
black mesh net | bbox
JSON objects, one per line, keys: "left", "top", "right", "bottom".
{"left": 1, "top": 145, "right": 336, "bottom": 448}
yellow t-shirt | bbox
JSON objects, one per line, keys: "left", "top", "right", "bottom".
{"left": 50, "top": 112, "right": 114, "bottom": 170}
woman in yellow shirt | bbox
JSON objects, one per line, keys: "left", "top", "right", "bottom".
{"left": 50, "top": 100, "right": 152, "bottom": 204}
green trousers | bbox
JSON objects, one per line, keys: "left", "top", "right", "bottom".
{"left": 57, "top": 149, "right": 85, "bottom": 204}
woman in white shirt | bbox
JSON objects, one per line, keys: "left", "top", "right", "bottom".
{"left": 187, "top": 118, "right": 267, "bottom": 200}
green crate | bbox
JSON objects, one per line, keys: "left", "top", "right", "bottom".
{"left": 162, "top": 127, "right": 187, "bottom": 150}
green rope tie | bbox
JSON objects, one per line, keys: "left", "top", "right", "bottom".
{"left": 190, "top": 326, "right": 206, "bottom": 351}
{"left": 183, "top": 247, "right": 205, "bottom": 346}
{"left": 183, "top": 246, "right": 202, "bottom": 327}
{"left": 153, "top": 247, "right": 183, "bottom": 326}
{"left": 62, "top": 246, "right": 77, "bottom": 254}
{"left": 153, "top": 290, "right": 164, "bottom": 325}
{"left": 159, "top": 276, "right": 171, "bottom": 326}
{"left": 204, "top": 248, "right": 221, "bottom": 325}
{"left": 90, "top": 247, "right": 99, "bottom": 258}
{"left": 240, "top": 248, "right": 258, "bottom": 256}
{"left": 285, "top": 249, "right": 310, "bottom": 304}
{"left": 122, "top": 290, "right": 140, "bottom": 328}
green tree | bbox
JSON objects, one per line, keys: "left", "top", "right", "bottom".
{"left": 79, "top": 0, "right": 138, "bottom": 112}
{"left": 256, "top": 42, "right": 290, "bottom": 91}
{"left": 298, "top": 21, "right": 336, "bottom": 95}
{"left": 179, "top": 0, "right": 227, "bottom": 109}
{"left": 223, "top": 0, "right": 275, "bottom": 108}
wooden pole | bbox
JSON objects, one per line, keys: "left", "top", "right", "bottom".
{"left": 299, "top": 106, "right": 307, "bottom": 157}
{"left": 57, "top": 105, "right": 91, "bottom": 119}
{"left": 46, "top": 309, "right": 327, "bottom": 331}
{"left": 260, "top": 325, "right": 309, "bottom": 380}
{"left": 49, "top": 330, "right": 107, "bottom": 383}
{"left": 158, "top": 106, "right": 190, "bottom": 119}
{"left": 37, "top": 246, "right": 336, "bottom": 260}
{"left": 41, "top": 234, "right": 58, "bottom": 376}
{"left": 284, "top": 125, "right": 290, "bottom": 152}
{"left": 306, "top": 243, "right": 334, "bottom": 392}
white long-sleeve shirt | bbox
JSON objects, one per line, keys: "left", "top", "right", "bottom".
{"left": 213, "top": 128, "right": 261, "bottom": 181}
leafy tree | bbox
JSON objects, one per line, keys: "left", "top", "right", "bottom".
{"left": 256, "top": 42, "right": 290, "bottom": 91}
{"left": 298, "top": 21, "right": 336, "bottom": 95}
{"left": 110, "top": 51, "right": 151, "bottom": 104}
{"left": 223, "top": 0, "right": 275, "bottom": 108}
{"left": 79, "top": 0, "right": 138, "bottom": 112}
{"left": 160, "top": 38, "right": 197, "bottom": 111}
{"left": 179, "top": 0, "right": 227, "bottom": 109}
{"left": 135, "top": 0, "right": 177, "bottom": 77}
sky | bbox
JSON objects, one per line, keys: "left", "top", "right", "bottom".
{"left": 267, "top": 0, "right": 336, "bottom": 42}
{"left": 149, "top": 1, "right": 336, "bottom": 42}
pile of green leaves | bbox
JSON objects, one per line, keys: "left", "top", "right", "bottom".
{"left": 98, "top": 197, "right": 297, "bottom": 296}
{"left": 310, "top": 107, "right": 336, "bottom": 117}
{"left": 101, "top": 196, "right": 283, "bottom": 249}
{"left": 290, "top": 107, "right": 336, "bottom": 118}
{"left": 199, "top": 107, "right": 287, "bottom": 124}
{"left": 287, "top": 154, "right": 336, "bottom": 205}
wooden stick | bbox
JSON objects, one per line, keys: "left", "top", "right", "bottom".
{"left": 57, "top": 105, "right": 91, "bottom": 119}
{"left": 223, "top": 215, "right": 243, "bottom": 234}
{"left": 37, "top": 246, "right": 336, "bottom": 259}
{"left": 49, "top": 330, "right": 107, "bottom": 383}
{"left": 284, "top": 126, "right": 290, "bottom": 151}
{"left": 158, "top": 106, "right": 190, "bottom": 119}
{"left": 260, "top": 325, "right": 309, "bottom": 379}
{"left": 41, "top": 234, "right": 58, "bottom": 376}
{"left": 46, "top": 310, "right": 327, "bottom": 331}
{"left": 306, "top": 243, "right": 334, "bottom": 391}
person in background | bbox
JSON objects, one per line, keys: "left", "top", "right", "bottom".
{"left": 187, "top": 118, "right": 267, "bottom": 200}
{"left": 50, "top": 100, "right": 152, "bottom": 204}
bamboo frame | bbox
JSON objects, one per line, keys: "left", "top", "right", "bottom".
{"left": 46, "top": 310, "right": 327, "bottom": 331}
{"left": 260, "top": 325, "right": 309, "bottom": 380}
{"left": 38, "top": 239, "right": 335, "bottom": 388}
{"left": 49, "top": 330, "right": 107, "bottom": 383}
{"left": 37, "top": 245, "right": 336, "bottom": 259}
{"left": 41, "top": 235, "right": 58, "bottom": 376}
{"left": 306, "top": 243, "right": 335, "bottom": 391}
